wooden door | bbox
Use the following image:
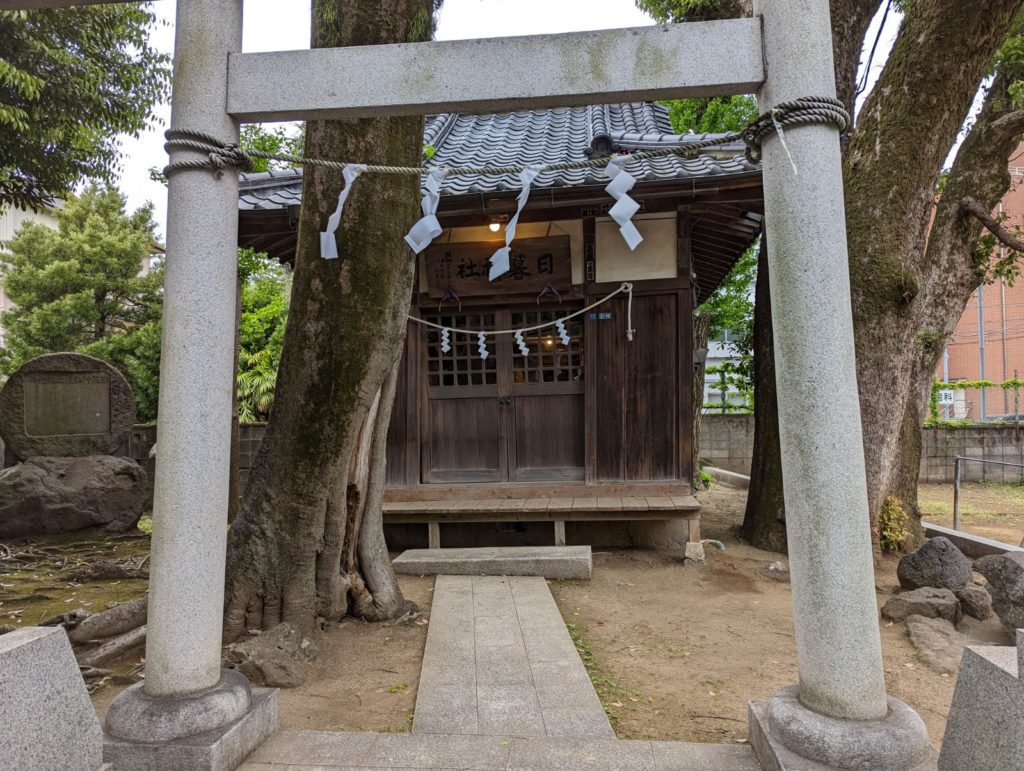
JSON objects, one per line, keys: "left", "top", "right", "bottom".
{"left": 419, "top": 306, "right": 585, "bottom": 483}
{"left": 509, "top": 307, "right": 585, "bottom": 481}
{"left": 421, "top": 310, "right": 504, "bottom": 483}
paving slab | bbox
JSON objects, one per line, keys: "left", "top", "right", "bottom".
{"left": 239, "top": 574, "right": 764, "bottom": 769}
{"left": 393, "top": 545, "right": 592, "bottom": 579}
{"left": 413, "top": 574, "right": 614, "bottom": 740}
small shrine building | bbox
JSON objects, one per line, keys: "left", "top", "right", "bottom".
{"left": 238, "top": 102, "right": 763, "bottom": 548}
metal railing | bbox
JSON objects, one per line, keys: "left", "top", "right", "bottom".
{"left": 952, "top": 455, "right": 1024, "bottom": 546}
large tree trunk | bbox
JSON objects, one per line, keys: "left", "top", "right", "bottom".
{"left": 741, "top": 239, "right": 786, "bottom": 551}
{"left": 844, "top": 1, "right": 1024, "bottom": 550}
{"left": 224, "top": 0, "right": 438, "bottom": 639}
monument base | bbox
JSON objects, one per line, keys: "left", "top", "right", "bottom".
{"left": 103, "top": 679, "right": 278, "bottom": 771}
{"left": 748, "top": 686, "right": 935, "bottom": 771}
{"left": 1, "top": 627, "right": 104, "bottom": 771}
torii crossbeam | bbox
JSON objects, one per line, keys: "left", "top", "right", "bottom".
{"left": 3, "top": 1, "right": 933, "bottom": 769}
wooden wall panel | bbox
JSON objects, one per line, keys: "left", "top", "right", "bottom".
{"left": 625, "top": 295, "right": 678, "bottom": 479}
{"left": 424, "top": 398, "right": 503, "bottom": 482}
{"left": 513, "top": 394, "right": 585, "bottom": 481}
{"left": 589, "top": 291, "right": 683, "bottom": 482}
{"left": 384, "top": 323, "right": 419, "bottom": 487}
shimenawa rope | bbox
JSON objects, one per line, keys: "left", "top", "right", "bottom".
{"left": 161, "top": 96, "right": 850, "bottom": 179}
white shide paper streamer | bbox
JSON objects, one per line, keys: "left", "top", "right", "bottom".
{"left": 555, "top": 319, "right": 570, "bottom": 346}
{"left": 320, "top": 163, "right": 368, "bottom": 259}
{"left": 489, "top": 166, "right": 541, "bottom": 281}
{"left": 440, "top": 327, "right": 451, "bottom": 353}
{"left": 404, "top": 168, "right": 447, "bottom": 253}
{"left": 603, "top": 156, "right": 643, "bottom": 251}
{"left": 477, "top": 331, "right": 489, "bottom": 360}
{"left": 514, "top": 330, "right": 529, "bottom": 356}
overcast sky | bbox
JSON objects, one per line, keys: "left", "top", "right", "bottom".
{"left": 116, "top": 1, "right": 900, "bottom": 239}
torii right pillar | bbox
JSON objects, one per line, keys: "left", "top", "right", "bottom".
{"left": 746, "top": 1, "right": 934, "bottom": 768}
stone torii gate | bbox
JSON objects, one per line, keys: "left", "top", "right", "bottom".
{"left": 12, "top": 1, "right": 933, "bottom": 768}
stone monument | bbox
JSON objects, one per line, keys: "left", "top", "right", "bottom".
{"left": 0, "top": 352, "right": 135, "bottom": 461}
{"left": 0, "top": 353, "right": 148, "bottom": 536}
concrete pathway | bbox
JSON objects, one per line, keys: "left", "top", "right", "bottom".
{"left": 241, "top": 573, "right": 762, "bottom": 769}
{"left": 412, "top": 575, "right": 612, "bottom": 738}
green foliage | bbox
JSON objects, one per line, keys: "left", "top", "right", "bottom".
{"left": 926, "top": 378, "right": 1024, "bottom": 426}
{"left": 878, "top": 497, "right": 909, "bottom": 553}
{"left": 236, "top": 248, "right": 290, "bottom": 422}
{"left": 0, "top": 186, "right": 163, "bottom": 419}
{"left": 699, "top": 243, "right": 757, "bottom": 410}
{"left": 0, "top": 6, "right": 170, "bottom": 212}
{"left": 239, "top": 124, "right": 305, "bottom": 173}
{"left": 698, "top": 469, "right": 714, "bottom": 489}
{"left": 635, "top": 0, "right": 740, "bottom": 23}
{"left": 665, "top": 95, "right": 758, "bottom": 136}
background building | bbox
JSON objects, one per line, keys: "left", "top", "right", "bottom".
{"left": 939, "top": 144, "right": 1024, "bottom": 420}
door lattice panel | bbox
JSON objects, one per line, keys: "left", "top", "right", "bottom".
{"left": 425, "top": 312, "right": 497, "bottom": 387}
{"left": 511, "top": 310, "right": 584, "bottom": 384}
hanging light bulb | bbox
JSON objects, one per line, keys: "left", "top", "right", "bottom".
{"left": 488, "top": 221, "right": 501, "bottom": 233}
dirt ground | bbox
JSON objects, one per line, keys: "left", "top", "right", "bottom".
{"left": 9, "top": 485, "right": 1019, "bottom": 746}
{"left": 548, "top": 487, "right": 1009, "bottom": 746}
{"left": 919, "top": 481, "right": 1024, "bottom": 545}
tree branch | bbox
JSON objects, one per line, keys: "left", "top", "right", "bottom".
{"left": 960, "top": 196, "right": 1024, "bottom": 252}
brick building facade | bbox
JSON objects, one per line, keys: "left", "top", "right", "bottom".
{"left": 938, "top": 144, "right": 1024, "bottom": 420}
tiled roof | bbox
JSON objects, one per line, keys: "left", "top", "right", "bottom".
{"left": 238, "top": 102, "right": 758, "bottom": 209}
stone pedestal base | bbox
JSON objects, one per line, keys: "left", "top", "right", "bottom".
{"left": 103, "top": 675, "right": 278, "bottom": 771}
{"left": 1, "top": 627, "right": 103, "bottom": 771}
{"left": 748, "top": 686, "right": 935, "bottom": 770}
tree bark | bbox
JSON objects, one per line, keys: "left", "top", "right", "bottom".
{"left": 741, "top": 238, "right": 786, "bottom": 551}
{"left": 224, "top": 0, "right": 437, "bottom": 639}
{"left": 844, "top": 1, "right": 1024, "bottom": 550}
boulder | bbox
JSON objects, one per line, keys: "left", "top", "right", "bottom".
{"left": 955, "top": 584, "right": 993, "bottom": 621}
{"left": 881, "top": 587, "right": 962, "bottom": 625}
{"left": 897, "top": 536, "right": 972, "bottom": 591}
{"left": 0, "top": 456, "right": 147, "bottom": 538}
{"left": 905, "top": 615, "right": 970, "bottom": 674}
{"left": 974, "top": 552, "right": 1024, "bottom": 634}
{"left": 224, "top": 622, "right": 319, "bottom": 688}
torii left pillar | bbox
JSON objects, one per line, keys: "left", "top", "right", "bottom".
{"left": 103, "top": 1, "right": 278, "bottom": 767}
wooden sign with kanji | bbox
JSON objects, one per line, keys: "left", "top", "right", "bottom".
{"left": 423, "top": 235, "right": 572, "bottom": 297}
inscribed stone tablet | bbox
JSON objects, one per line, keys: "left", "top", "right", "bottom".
{"left": 0, "top": 353, "right": 135, "bottom": 460}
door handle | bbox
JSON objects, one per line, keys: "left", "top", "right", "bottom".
{"left": 498, "top": 397, "right": 513, "bottom": 406}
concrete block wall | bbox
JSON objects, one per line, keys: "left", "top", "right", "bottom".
{"left": 700, "top": 414, "right": 755, "bottom": 475}
{"left": 920, "top": 424, "right": 1024, "bottom": 484}
{"left": 129, "top": 422, "right": 268, "bottom": 486}
{"left": 701, "top": 414, "right": 1024, "bottom": 485}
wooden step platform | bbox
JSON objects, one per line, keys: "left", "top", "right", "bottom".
{"left": 392, "top": 546, "right": 592, "bottom": 580}
{"left": 383, "top": 494, "right": 701, "bottom": 548}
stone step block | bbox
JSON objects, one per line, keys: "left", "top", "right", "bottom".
{"left": 392, "top": 545, "right": 592, "bottom": 580}
{"left": 241, "top": 729, "right": 761, "bottom": 769}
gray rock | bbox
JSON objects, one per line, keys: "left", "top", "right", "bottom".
{"left": 974, "top": 552, "right": 1024, "bottom": 634}
{"left": 955, "top": 583, "right": 993, "bottom": 620}
{"left": 759, "top": 561, "right": 791, "bottom": 583}
{"left": 224, "top": 622, "right": 319, "bottom": 688}
{"left": 0, "top": 455, "right": 147, "bottom": 538}
{"left": 897, "top": 536, "right": 973, "bottom": 591}
{"left": 905, "top": 614, "right": 970, "bottom": 674}
{"left": 881, "top": 587, "right": 962, "bottom": 625}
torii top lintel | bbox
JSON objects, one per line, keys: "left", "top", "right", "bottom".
{"left": 3, "top": 0, "right": 764, "bottom": 123}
